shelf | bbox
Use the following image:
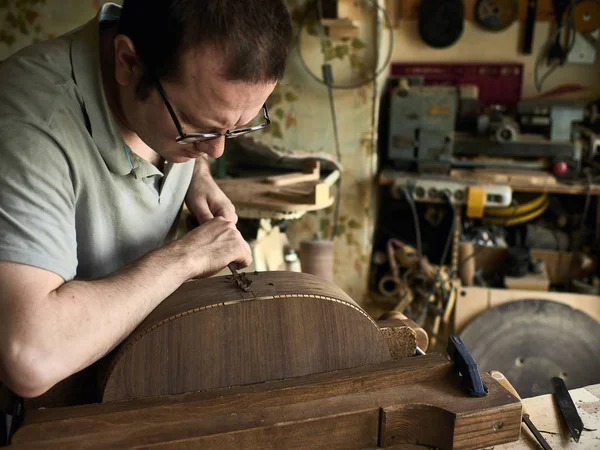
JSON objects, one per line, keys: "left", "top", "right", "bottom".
{"left": 387, "top": 0, "right": 556, "bottom": 23}
{"left": 379, "top": 168, "right": 600, "bottom": 196}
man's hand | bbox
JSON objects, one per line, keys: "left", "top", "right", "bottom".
{"left": 185, "top": 156, "right": 238, "bottom": 225}
{"left": 174, "top": 217, "right": 252, "bottom": 278}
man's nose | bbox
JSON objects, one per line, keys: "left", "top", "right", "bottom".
{"left": 196, "top": 137, "right": 225, "bottom": 159}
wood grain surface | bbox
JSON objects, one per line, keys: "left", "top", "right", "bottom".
{"left": 12, "top": 354, "right": 522, "bottom": 450}
{"left": 100, "top": 271, "right": 391, "bottom": 402}
{"left": 216, "top": 177, "right": 335, "bottom": 211}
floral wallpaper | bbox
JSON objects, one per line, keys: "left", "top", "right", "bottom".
{"left": 0, "top": 0, "right": 108, "bottom": 58}
{"left": 257, "top": 0, "right": 381, "bottom": 303}
{"left": 0, "top": 0, "right": 380, "bottom": 304}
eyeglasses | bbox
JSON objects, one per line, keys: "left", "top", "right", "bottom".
{"left": 155, "top": 80, "right": 270, "bottom": 145}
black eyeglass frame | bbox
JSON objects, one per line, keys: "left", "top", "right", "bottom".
{"left": 154, "top": 80, "right": 270, "bottom": 145}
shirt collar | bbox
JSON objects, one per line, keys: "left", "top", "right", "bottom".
{"left": 70, "top": 3, "right": 133, "bottom": 176}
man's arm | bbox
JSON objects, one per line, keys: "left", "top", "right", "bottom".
{"left": 0, "top": 217, "right": 251, "bottom": 398}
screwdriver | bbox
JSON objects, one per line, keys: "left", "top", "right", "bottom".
{"left": 489, "top": 370, "right": 553, "bottom": 450}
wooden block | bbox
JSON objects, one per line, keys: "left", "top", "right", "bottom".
{"left": 12, "top": 355, "right": 522, "bottom": 450}
{"left": 269, "top": 170, "right": 340, "bottom": 206}
{"left": 264, "top": 160, "right": 320, "bottom": 186}
{"left": 379, "top": 325, "right": 417, "bottom": 358}
{"left": 378, "top": 314, "right": 429, "bottom": 351}
{"left": 217, "top": 176, "right": 335, "bottom": 212}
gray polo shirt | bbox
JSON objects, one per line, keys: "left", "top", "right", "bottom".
{"left": 0, "top": 3, "right": 195, "bottom": 281}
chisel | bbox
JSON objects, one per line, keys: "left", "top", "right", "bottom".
{"left": 522, "top": 0, "right": 537, "bottom": 55}
{"left": 551, "top": 376, "right": 583, "bottom": 443}
{"left": 489, "top": 370, "right": 553, "bottom": 450}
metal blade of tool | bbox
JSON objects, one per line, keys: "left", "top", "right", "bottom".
{"left": 460, "top": 299, "right": 600, "bottom": 398}
{"left": 523, "top": 415, "right": 554, "bottom": 450}
{"left": 227, "top": 263, "right": 253, "bottom": 292}
{"left": 552, "top": 376, "right": 584, "bottom": 442}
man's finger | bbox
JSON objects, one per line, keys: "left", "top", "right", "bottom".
{"left": 215, "top": 206, "right": 238, "bottom": 224}
{"left": 194, "top": 203, "right": 214, "bottom": 224}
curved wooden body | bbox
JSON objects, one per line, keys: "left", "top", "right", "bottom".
{"left": 100, "top": 271, "right": 391, "bottom": 402}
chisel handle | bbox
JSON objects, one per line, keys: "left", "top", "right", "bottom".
{"left": 489, "top": 370, "right": 528, "bottom": 415}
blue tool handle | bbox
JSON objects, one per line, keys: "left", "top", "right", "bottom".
{"left": 447, "top": 335, "right": 488, "bottom": 397}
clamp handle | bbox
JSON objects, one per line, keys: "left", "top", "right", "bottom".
{"left": 447, "top": 335, "right": 488, "bottom": 397}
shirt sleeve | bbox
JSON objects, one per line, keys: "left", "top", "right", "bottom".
{"left": 0, "top": 121, "right": 77, "bottom": 281}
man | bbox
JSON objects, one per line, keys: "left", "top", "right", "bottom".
{"left": 0, "top": 0, "right": 292, "bottom": 399}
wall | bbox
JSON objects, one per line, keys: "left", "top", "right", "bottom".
{"left": 0, "top": 0, "right": 104, "bottom": 59}
{"left": 391, "top": 20, "right": 600, "bottom": 97}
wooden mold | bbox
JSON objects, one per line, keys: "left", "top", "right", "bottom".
{"left": 12, "top": 355, "right": 522, "bottom": 449}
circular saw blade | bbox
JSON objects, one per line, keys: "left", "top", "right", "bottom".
{"left": 460, "top": 299, "right": 600, "bottom": 398}
{"left": 475, "top": 0, "right": 518, "bottom": 31}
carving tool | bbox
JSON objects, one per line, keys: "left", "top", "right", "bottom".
{"left": 490, "top": 371, "right": 553, "bottom": 450}
{"left": 552, "top": 376, "right": 583, "bottom": 443}
{"left": 523, "top": 0, "right": 538, "bottom": 54}
{"left": 227, "top": 263, "right": 252, "bottom": 292}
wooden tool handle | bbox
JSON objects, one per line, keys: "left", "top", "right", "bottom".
{"left": 489, "top": 370, "right": 527, "bottom": 415}
{"left": 378, "top": 311, "right": 429, "bottom": 351}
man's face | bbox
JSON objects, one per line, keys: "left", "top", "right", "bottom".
{"left": 122, "top": 46, "right": 277, "bottom": 163}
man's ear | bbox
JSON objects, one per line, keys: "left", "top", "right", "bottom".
{"left": 113, "top": 35, "right": 143, "bottom": 87}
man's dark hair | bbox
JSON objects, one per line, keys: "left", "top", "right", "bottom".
{"left": 117, "top": 0, "right": 293, "bottom": 99}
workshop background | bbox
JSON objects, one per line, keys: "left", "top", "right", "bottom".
{"left": 3, "top": 0, "right": 600, "bottom": 401}
{"left": 1, "top": 0, "right": 597, "bottom": 299}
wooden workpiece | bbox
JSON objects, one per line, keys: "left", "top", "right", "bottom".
{"left": 12, "top": 354, "right": 522, "bottom": 449}
{"left": 101, "top": 272, "right": 391, "bottom": 402}
{"left": 217, "top": 174, "right": 335, "bottom": 212}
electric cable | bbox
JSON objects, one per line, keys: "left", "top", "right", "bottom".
{"left": 484, "top": 199, "right": 550, "bottom": 226}
{"left": 401, "top": 188, "right": 425, "bottom": 276}
{"left": 419, "top": 191, "right": 455, "bottom": 327}
{"left": 313, "top": 0, "right": 344, "bottom": 239}
{"left": 576, "top": 169, "right": 593, "bottom": 251}
{"left": 534, "top": 0, "right": 596, "bottom": 92}
{"left": 484, "top": 193, "right": 548, "bottom": 217}
{"left": 296, "top": 0, "right": 394, "bottom": 90}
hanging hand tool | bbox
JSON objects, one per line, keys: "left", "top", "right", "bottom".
{"left": 490, "top": 371, "right": 553, "bottom": 450}
{"left": 447, "top": 335, "right": 488, "bottom": 397}
{"left": 227, "top": 263, "right": 253, "bottom": 292}
{"left": 552, "top": 376, "right": 584, "bottom": 443}
{"left": 523, "top": 0, "right": 538, "bottom": 54}
{"left": 548, "top": 0, "right": 571, "bottom": 65}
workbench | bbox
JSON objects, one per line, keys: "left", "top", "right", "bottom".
{"left": 490, "top": 383, "right": 600, "bottom": 449}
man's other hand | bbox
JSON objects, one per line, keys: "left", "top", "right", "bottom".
{"left": 186, "top": 171, "right": 238, "bottom": 225}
